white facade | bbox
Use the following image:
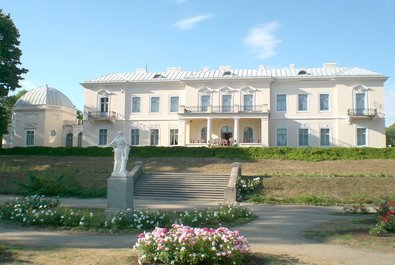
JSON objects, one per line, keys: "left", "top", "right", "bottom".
{"left": 2, "top": 85, "right": 82, "bottom": 148}
{"left": 80, "top": 64, "right": 387, "bottom": 148}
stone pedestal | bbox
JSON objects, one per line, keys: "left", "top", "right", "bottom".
{"left": 106, "top": 173, "right": 134, "bottom": 218}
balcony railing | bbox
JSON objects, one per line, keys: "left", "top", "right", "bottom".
{"left": 87, "top": 111, "right": 118, "bottom": 123}
{"left": 347, "top": 108, "right": 377, "bottom": 117}
{"left": 183, "top": 105, "right": 269, "bottom": 114}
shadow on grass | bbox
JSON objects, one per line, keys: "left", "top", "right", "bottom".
{"left": 247, "top": 252, "right": 315, "bottom": 265}
{"left": 303, "top": 215, "right": 395, "bottom": 252}
{"left": 0, "top": 245, "right": 33, "bottom": 264}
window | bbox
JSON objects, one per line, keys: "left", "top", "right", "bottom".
{"left": 77, "top": 132, "right": 83, "bottom": 147}
{"left": 201, "top": 95, "right": 210, "bottom": 112}
{"left": 276, "top": 94, "right": 286, "bottom": 112}
{"left": 170, "top": 96, "right": 179, "bottom": 112}
{"left": 131, "top": 129, "right": 140, "bottom": 146}
{"left": 99, "top": 129, "right": 107, "bottom": 145}
{"left": 132, "top": 97, "right": 141, "bottom": 113}
{"left": 170, "top": 129, "right": 178, "bottom": 145}
{"left": 150, "top": 129, "right": 159, "bottom": 145}
{"left": 65, "top": 133, "right": 73, "bottom": 147}
{"left": 243, "top": 94, "right": 253, "bottom": 111}
{"left": 320, "top": 94, "right": 330, "bottom": 111}
{"left": 320, "top": 128, "right": 330, "bottom": 146}
{"left": 150, "top": 97, "right": 160, "bottom": 113}
{"left": 243, "top": 127, "right": 253, "bottom": 143}
{"left": 357, "top": 128, "right": 366, "bottom": 146}
{"left": 298, "top": 94, "right": 308, "bottom": 111}
{"left": 356, "top": 93, "right": 366, "bottom": 115}
{"left": 100, "top": 97, "right": 109, "bottom": 112}
{"left": 222, "top": 95, "right": 232, "bottom": 112}
{"left": 299, "top": 129, "right": 309, "bottom": 146}
{"left": 277, "top": 128, "right": 287, "bottom": 146}
{"left": 26, "top": 131, "right": 34, "bottom": 146}
{"left": 201, "top": 127, "right": 207, "bottom": 142}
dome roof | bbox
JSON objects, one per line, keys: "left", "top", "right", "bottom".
{"left": 14, "top": 85, "right": 75, "bottom": 110}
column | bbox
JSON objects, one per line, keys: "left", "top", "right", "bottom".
{"left": 261, "top": 118, "right": 269, "bottom": 146}
{"left": 234, "top": 118, "right": 239, "bottom": 145}
{"left": 207, "top": 117, "right": 212, "bottom": 144}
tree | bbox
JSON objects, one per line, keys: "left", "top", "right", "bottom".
{"left": 386, "top": 123, "right": 395, "bottom": 147}
{"left": 0, "top": 10, "right": 28, "bottom": 147}
{"left": 0, "top": 9, "right": 28, "bottom": 97}
{"left": 0, "top": 90, "right": 27, "bottom": 147}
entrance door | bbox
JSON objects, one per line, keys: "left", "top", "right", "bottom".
{"left": 221, "top": 126, "right": 233, "bottom": 145}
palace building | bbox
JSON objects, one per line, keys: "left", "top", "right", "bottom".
{"left": 80, "top": 63, "right": 387, "bottom": 148}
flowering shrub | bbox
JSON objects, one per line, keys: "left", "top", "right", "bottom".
{"left": 0, "top": 196, "right": 255, "bottom": 231}
{"left": 0, "top": 195, "right": 96, "bottom": 227}
{"left": 370, "top": 197, "right": 395, "bottom": 236}
{"left": 108, "top": 209, "right": 172, "bottom": 230}
{"left": 237, "top": 176, "right": 263, "bottom": 201}
{"left": 133, "top": 224, "right": 250, "bottom": 265}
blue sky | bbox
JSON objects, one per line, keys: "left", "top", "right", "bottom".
{"left": 2, "top": 0, "right": 395, "bottom": 125}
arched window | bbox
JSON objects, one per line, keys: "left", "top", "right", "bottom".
{"left": 77, "top": 132, "right": 83, "bottom": 147}
{"left": 201, "top": 127, "right": 207, "bottom": 142}
{"left": 243, "top": 127, "right": 253, "bottom": 143}
{"left": 66, "top": 133, "right": 73, "bottom": 147}
{"left": 221, "top": 126, "right": 233, "bottom": 134}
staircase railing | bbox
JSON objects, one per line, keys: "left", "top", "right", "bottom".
{"left": 224, "top": 162, "right": 241, "bottom": 203}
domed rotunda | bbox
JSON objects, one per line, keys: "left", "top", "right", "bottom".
{"left": 3, "top": 85, "right": 82, "bottom": 147}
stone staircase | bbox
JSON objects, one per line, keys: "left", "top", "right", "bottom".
{"left": 134, "top": 172, "right": 230, "bottom": 201}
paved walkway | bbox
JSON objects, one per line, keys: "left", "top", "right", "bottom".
{"left": 0, "top": 196, "right": 394, "bottom": 265}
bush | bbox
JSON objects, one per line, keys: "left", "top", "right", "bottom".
{"left": 0, "top": 196, "right": 255, "bottom": 232}
{"left": 1, "top": 146, "right": 395, "bottom": 161}
{"left": 236, "top": 176, "right": 264, "bottom": 201}
{"left": 370, "top": 197, "right": 395, "bottom": 236}
{"left": 16, "top": 173, "right": 106, "bottom": 198}
{"left": 133, "top": 224, "right": 250, "bottom": 265}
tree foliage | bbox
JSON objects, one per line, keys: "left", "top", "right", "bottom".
{"left": 0, "top": 90, "right": 27, "bottom": 146}
{"left": 386, "top": 123, "right": 395, "bottom": 146}
{"left": 0, "top": 9, "right": 28, "bottom": 97}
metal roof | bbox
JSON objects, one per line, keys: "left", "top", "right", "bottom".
{"left": 14, "top": 85, "right": 75, "bottom": 110}
{"left": 83, "top": 65, "right": 386, "bottom": 84}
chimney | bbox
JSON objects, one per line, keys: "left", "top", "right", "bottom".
{"left": 289, "top": 64, "right": 295, "bottom": 70}
{"left": 323, "top": 63, "right": 338, "bottom": 69}
{"left": 136, "top": 68, "right": 147, "bottom": 73}
{"left": 201, "top": 66, "right": 209, "bottom": 72}
{"left": 219, "top": 65, "right": 231, "bottom": 71}
{"left": 166, "top": 67, "right": 183, "bottom": 72}
{"left": 258, "top": 65, "right": 266, "bottom": 70}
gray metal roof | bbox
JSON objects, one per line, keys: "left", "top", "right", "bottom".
{"left": 83, "top": 65, "right": 386, "bottom": 84}
{"left": 14, "top": 85, "right": 75, "bottom": 110}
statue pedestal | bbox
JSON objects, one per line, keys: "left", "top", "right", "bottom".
{"left": 106, "top": 172, "right": 134, "bottom": 219}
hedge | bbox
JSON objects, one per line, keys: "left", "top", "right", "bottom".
{"left": 0, "top": 146, "right": 394, "bottom": 161}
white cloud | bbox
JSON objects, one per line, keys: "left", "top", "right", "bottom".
{"left": 385, "top": 83, "right": 395, "bottom": 126}
{"left": 244, "top": 22, "right": 281, "bottom": 59}
{"left": 173, "top": 14, "right": 215, "bottom": 30}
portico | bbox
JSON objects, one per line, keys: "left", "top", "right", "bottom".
{"left": 179, "top": 105, "right": 270, "bottom": 147}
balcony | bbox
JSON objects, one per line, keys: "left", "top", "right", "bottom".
{"left": 182, "top": 104, "right": 269, "bottom": 114}
{"left": 347, "top": 108, "right": 377, "bottom": 123}
{"left": 347, "top": 108, "right": 377, "bottom": 118}
{"left": 87, "top": 111, "right": 118, "bottom": 124}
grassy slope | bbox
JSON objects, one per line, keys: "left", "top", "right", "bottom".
{"left": 1, "top": 156, "right": 394, "bottom": 204}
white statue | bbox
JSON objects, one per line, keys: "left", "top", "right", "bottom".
{"left": 109, "top": 131, "right": 130, "bottom": 175}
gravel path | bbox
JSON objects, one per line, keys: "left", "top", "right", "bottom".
{"left": 0, "top": 197, "right": 394, "bottom": 265}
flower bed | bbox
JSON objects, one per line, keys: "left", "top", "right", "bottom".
{"left": 370, "top": 197, "right": 395, "bottom": 236}
{"left": 0, "top": 196, "right": 255, "bottom": 231}
{"left": 133, "top": 224, "right": 250, "bottom": 265}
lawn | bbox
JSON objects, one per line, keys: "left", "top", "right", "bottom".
{"left": 1, "top": 156, "right": 394, "bottom": 204}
